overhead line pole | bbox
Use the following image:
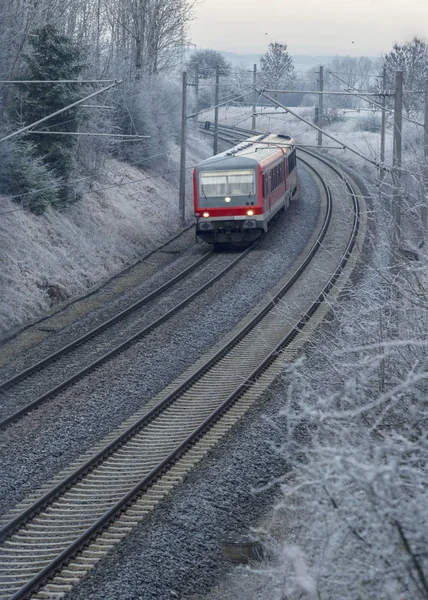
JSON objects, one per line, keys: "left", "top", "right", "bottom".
{"left": 179, "top": 71, "right": 188, "bottom": 224}
{"left": 318, "top": 66, "right": 324, "bottom": 147}
{"left": 252, "top": 64, "right": 257, "bottom": 131}
{"left": 213, "top": 64, "right": 220, "bottom": 155}
{"left": 194, "top": 63, "right": 199, "bottom": 131}
{"left": 391, "top": 70, "right": 403, "bottom": 272}
{"left": 422, "top": 80, "right": 428, "bottom": 230}
{"left": 380, "top": 65, "right": 387, "bottom": 176}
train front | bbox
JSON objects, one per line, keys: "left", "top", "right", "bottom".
{"left": 194, "top": 154, "right": 262, "bottom": 244}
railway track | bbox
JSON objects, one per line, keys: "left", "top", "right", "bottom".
{"left": 0, "top": 244, "right": 258, "bottom": 430}
{"left": 0, "top": 127, "right": 367, "bottom": 599}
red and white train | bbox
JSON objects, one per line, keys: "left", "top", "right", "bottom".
{"left": 193, "top": 133, "right": 297, "bottom": 245}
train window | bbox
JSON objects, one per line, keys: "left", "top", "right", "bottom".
{"left": 271, "top": 164, "right": 283, "bottom": 190}
{"left": 228, "top": 173, "right": 254, "bottom": 196}
{"left": 287, "top": 149, "right": 296, "bottom": 173}
{"left": 200, "top": 170, "right": 255, "bottom": 197}
{"left": 200, "top": 174, "right": 227, "bottom": 197}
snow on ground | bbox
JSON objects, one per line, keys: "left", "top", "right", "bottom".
{"left": 0, "top": 133, "right": 212, "bottom": 335}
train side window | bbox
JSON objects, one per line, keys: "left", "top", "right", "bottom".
{"left": 287, "top": 149, "right": 296, "bottom": 172}
{"left": 262, "top": 174, "right": 268, "bottom": 197}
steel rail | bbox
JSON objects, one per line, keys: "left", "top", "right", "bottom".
{"left": 0, "top": 251, "right": 211, "bottom": 393}
{"left": 0, "top": 247, "right": 253, "bottom": 431}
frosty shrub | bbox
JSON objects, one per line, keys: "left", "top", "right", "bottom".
{"left": 76, "top": 106, "right": 115, "bottom": 177}
{"left": 198, "top": 80, "right": 216, "bottom": 110}
{"left": 258, "top": 227, "right": 428, "bottom": 598}
{"left": 114, "top": 76, "right": 182, "bottom": 166}
{"left": 355, "top": 112, "right": 382, "bottom": 133}
{"left": 0, "top": 139, "right": 59, "bottom": 214}
{"left": 301, "top": 94, "right": 318, "bottom": 107}
{"left": 323, "top": 107, "right": 346, "bottom": 126}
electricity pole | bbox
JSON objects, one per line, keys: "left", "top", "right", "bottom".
{"left": 252, "top": 64, "right": 257, "bottom": 130}
{"left": 380, "top": 65, "right": 387, "bottom": 177}
{"left": 422, "top": 80, "right": 428, "bottom": 230}
{"left": 391, "top": 70, "right": 403, "bottom": 271}
{"left": 421, "top": 80, "right": 428, "bottom": 230}
{"left": 317, "top": 65, "right": 324, "bottom": 147}
{"left": 213, "top": 64, "right": 220, "bottom": 155}
{"left": 194, "top": 63, "right": 199, "bottom": 131}
{"left": 179, "top": 71, "right": 187, "bottom": 224}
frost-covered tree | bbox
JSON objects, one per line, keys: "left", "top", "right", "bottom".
{"left": 187, "top": 49, "right": 231, "bottom": 79}
{"left": 15, "top": 24, "right": 85, "bottom": 203}
{"left": 384, "top": 37, "right": 428, "bottom": 116}
{"left": 260, "top": 42, "right": 295, "bottom": 92}
{"left": 266, "top": 274, "right": 428, "bottom": 598}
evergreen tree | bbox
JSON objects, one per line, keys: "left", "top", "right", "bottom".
{"left": 17, "top": 24, "right": 85, "bottom": 203}
{"left": 0, "top": 139, "right": 59, "bottom": 214}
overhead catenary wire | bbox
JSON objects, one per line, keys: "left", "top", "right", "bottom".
{"left": 0, "top": 83, "right": 259, "bottom": 211}
{"left": 328, "top": 70, "right": 424, "bottom": 128}
{"left": 31, "top": 132, "right": 149, "bottom": 138}
{"left": 0, "top": 79, "right": 116, "bottom": 84}
{"left": 256, "top": 88, "right": 388, "bottom": 170}
{"left": 0, "top": 80, "right": 122, "bottom": 144}
{"left": 0, "top": 141, "right": 272, "bottom": 218}
{"left": 0, "top": 150, "right": 172, "bottom": 206}
{"left": 187, "top": 87, "right": 253, "bottom": 119}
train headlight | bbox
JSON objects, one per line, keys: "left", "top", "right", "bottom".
{"left": 246, "top": 209, "right": 254, "bottom": 216}
{"left": 203, "top": 211, "right": 210, "bottom": 218}
{"left": 225, "top": 197, "right": 231, "bottom": 203}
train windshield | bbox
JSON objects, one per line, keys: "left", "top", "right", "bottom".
{"left": 200, "top": 170, "right": 255, "bottom": 197}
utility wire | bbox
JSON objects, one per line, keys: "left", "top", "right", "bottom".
{"left": 0, "top": 81, "right": 122, "bottom": 143}
{"left": 0, "top": 150, "right": 172, "bottom": 205}
{"left": 0, "top": 146, "right": 259, "bottom": 217}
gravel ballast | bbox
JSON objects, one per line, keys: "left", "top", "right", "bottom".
{"left": 0, "top": 162, "right": 320, "bottom": 516}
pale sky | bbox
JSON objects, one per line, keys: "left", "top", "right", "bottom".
{"left": 190, "top": 0, "right": 428, "bottom": 56}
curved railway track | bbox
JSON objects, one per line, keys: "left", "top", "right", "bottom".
{"left": 0, "top": 127, "right": 367, "bottom": 600}
{"left": 0, "top": 244, "right": 258, "bottom": 430}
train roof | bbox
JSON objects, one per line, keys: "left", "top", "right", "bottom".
{"left": 196, "top": 133, "right": 295, "bottom": 172}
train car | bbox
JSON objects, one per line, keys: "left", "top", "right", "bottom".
{"left": 194, "top": 133, "right": 297, "bottom": 245}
